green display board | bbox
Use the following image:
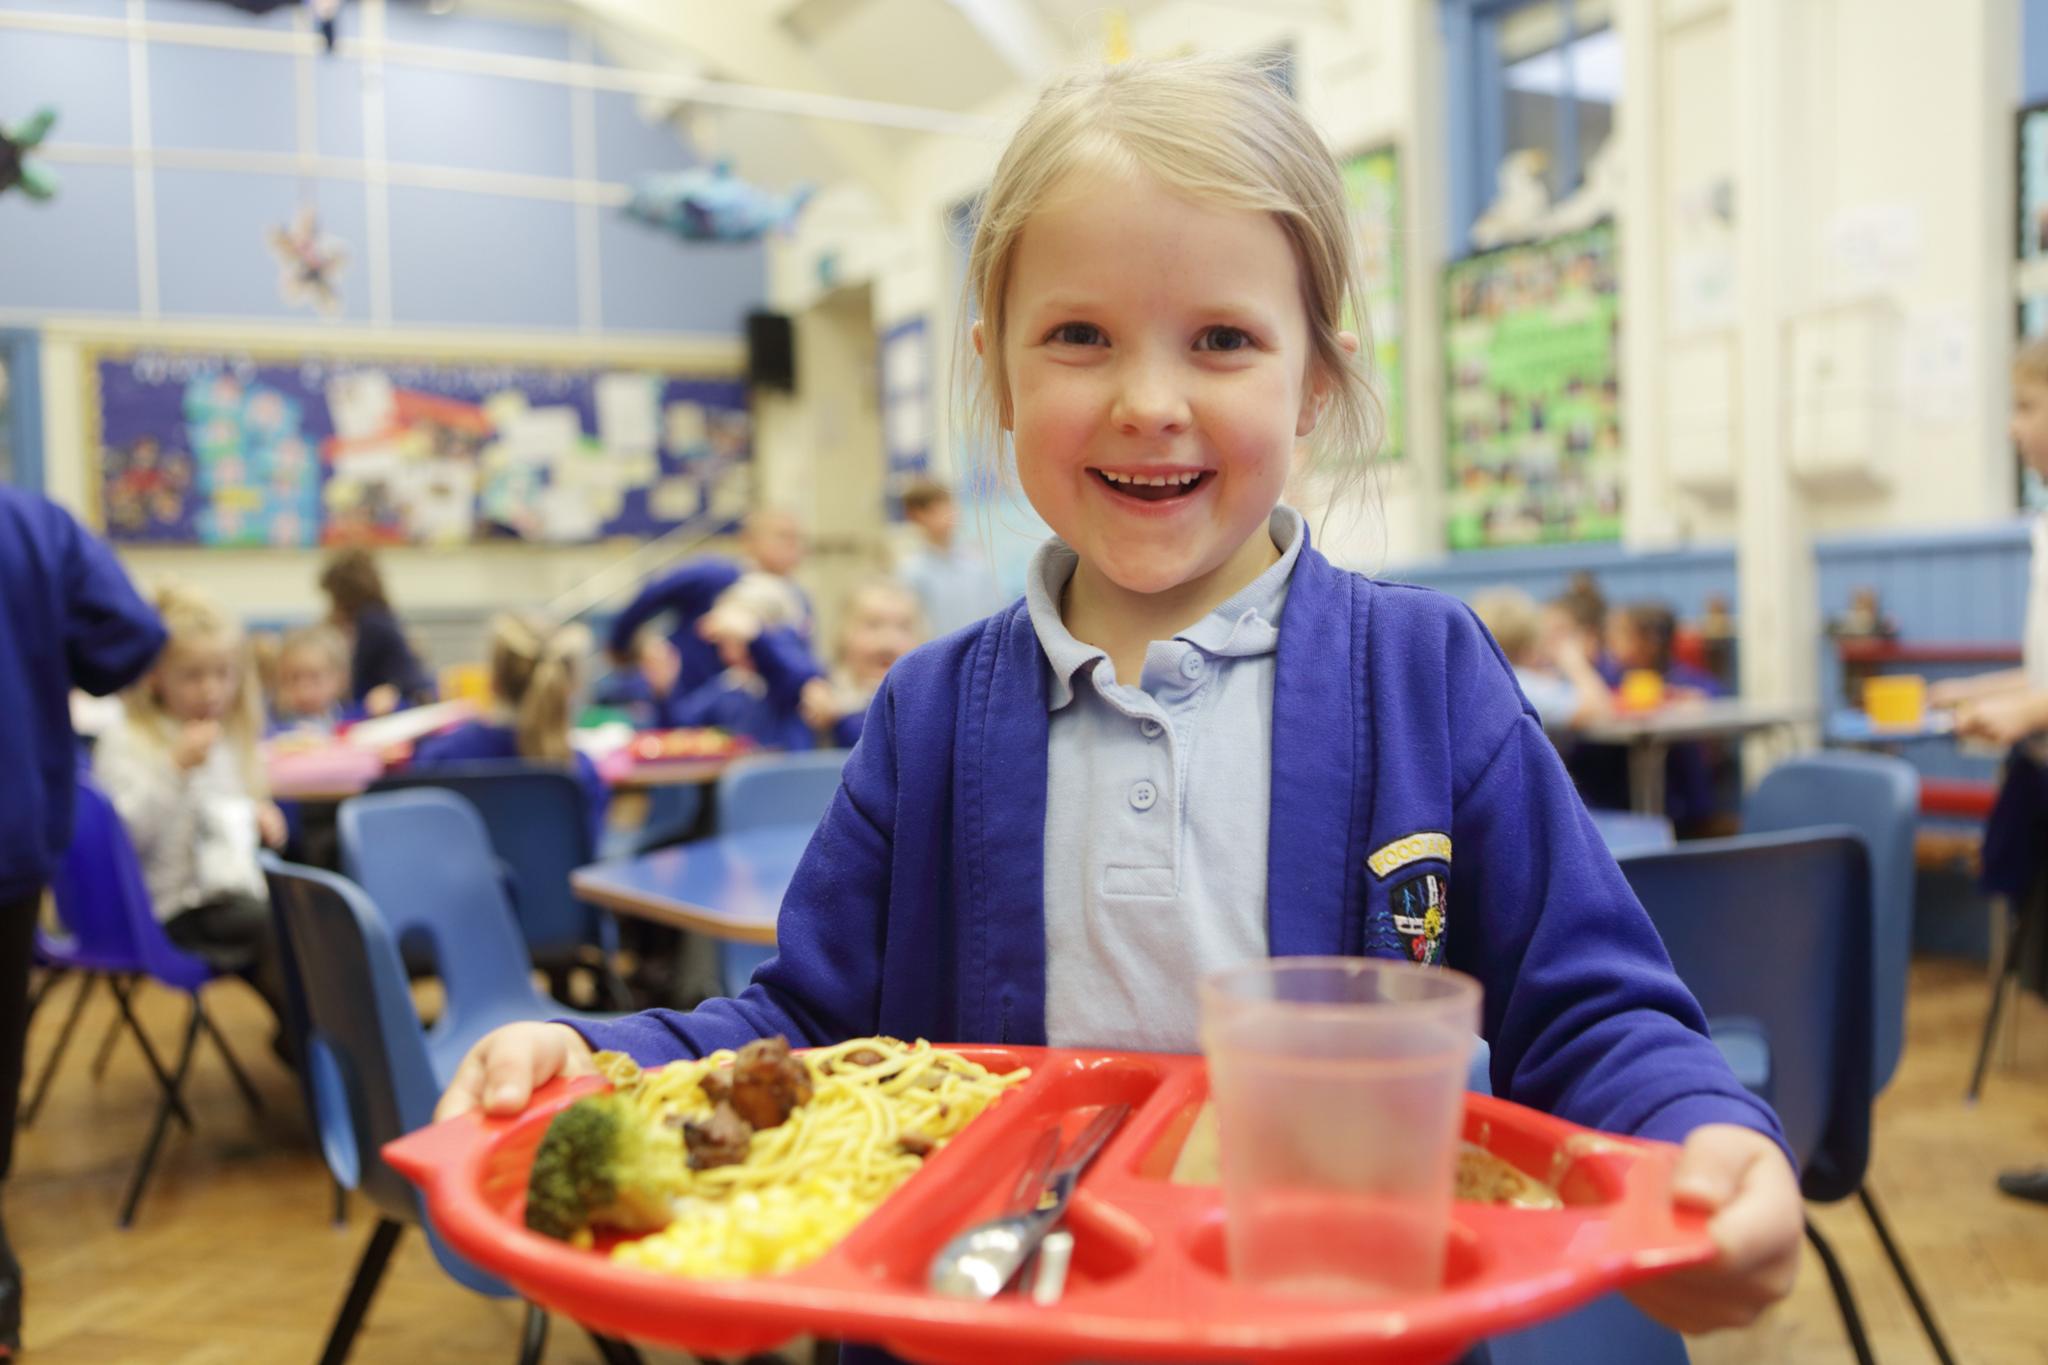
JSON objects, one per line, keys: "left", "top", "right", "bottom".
{"left": 1442, "top": 222, "right": 1622, "bottom": 550}
{"left": 1340, "top": 145, "right": 1404, "bottom": 462}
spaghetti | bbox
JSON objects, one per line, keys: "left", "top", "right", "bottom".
{"left": 592, "top": 1037, "right": 1027, "bottom": 1278}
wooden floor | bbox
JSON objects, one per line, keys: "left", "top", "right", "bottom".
{"left": 11, "top": 959, "right": 2048, "bottom": 1364}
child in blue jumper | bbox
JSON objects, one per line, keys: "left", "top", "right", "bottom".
{"left": 408, "top": 615, "right": 609, "bottom": 848}
{"left": 440, "top": 56, "right": 1802, "bottom": 1338}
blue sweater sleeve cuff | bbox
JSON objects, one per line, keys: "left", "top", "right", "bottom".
{"left": 1630, "top": 1090, "right": 1799, "bottom": 1174}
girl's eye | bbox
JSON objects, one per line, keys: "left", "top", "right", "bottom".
{"left": 1195, "top": 326, "right": 1256, "bottom": 353}
{"left": 1046, "top": 322, "right": 1105, "bottom": 346}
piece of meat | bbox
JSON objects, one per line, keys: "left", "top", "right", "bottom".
{"left": 681, "top": 1102, "right": 754, "bottom": 1170}
{"left": 896, "top": 1133, "right": 936, "bottom": 1158}
{"left": 727, "top": 1036, "right": 814, "bottom": 1130}
{"left": 699, "top": 1066, "right": 734, "bottom": 1106}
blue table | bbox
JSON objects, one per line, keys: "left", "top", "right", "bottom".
{"left": 571, "top": 826, "right": 813, "bottom": 946}
{"left": 1824, "top": 708, "right": 1956, "bottom": 746}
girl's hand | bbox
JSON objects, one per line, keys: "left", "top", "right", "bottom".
{"left": 799, "top": 677, "right": 841, "bottom": 730}
{"left": 1955, "top": 691, "right": 2048, "bottom": 747}
{"left": 638, "top": 637, "right": 682, "bottom": 699}
{"left": 435, "top": 1021, "right": 597, "bottom": 1122}
{"left": 172, "top": 719, "right": 222, "bottom": 770}
{"left": 363, "top": 684, "right": 401, "bottom": 717}
{"left": 256, "top": 801, "right": 289, "bottom": 849}
{"left": 1624, "top": 1124, "right": 1802, "bottom": 1333}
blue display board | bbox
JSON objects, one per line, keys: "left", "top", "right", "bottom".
{"left": 88, "top": 347, "right": 749, "bottom": 546}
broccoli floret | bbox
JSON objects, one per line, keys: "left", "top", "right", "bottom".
{"left": 523, "top": 1093, "right": 686, "bottom": 1242}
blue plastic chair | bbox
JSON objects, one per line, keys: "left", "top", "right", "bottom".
{"left": 1739, "top": 752, "right": 1953, "bottom": 1365}
{"left": 709, "top": 749, "right": 851, "bottom": 995}
{"left": 23, "top": 779, "right": 265, "bottom": 1226}
{"left": 337, "top": 788, "right": 612, "bottom": 1089}
{"left": 264, "top": 860, "right": 642, "bottom": 1365}
{"left": 1619, "top": 831, "right": 1884, "bottom": 1365}
{"left": 370, "top": 761, "right": 631, "bottom": 1008}
{"left": 1584, "top": 808, "right": 1675, "bottom": 860}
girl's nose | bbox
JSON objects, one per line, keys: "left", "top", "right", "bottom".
{"left": 1110, "top": 357, "right": 1192, "bottom": 437}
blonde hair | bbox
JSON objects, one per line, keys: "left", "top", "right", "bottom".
{"left": 125, "top": 583, "right": 266, "bottom": 791}
{"left": 2015, "top": 337, "right": 2048, "bottom": 388}
{"left": 833, "top": 578, "right": 924, "bottom": 662}
{"left": 1469, "top": 587, "right": 1542, "bottom": 663}
{"left": 961, "top": 55, "right": 1380, "bottom": 494}
{"left": 488, "top": 615, "right": 589, "bottom": 764}
{"left": 278, "top": 624, "right": 348, "bottom": 676}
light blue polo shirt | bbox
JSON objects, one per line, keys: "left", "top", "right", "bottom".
{"left": 1027, "top": 505, "right": 1304, "bottom": 1052}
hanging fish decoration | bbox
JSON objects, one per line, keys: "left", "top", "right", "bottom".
{"left": 623, "top": 162, "right": 813, "bottom": 244}
{"left": 0, "top": 108, "right": 58, "bottom": 202}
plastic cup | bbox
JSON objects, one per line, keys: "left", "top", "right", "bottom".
{"left": 1198, "top": 958, "right": 1481, "bottom": 1299}
{"left": 1864, "top": 674, "right": 1927, "bottom": 730}
{"left": 1619, "top": 668, "right": 1666, "bottom": 711}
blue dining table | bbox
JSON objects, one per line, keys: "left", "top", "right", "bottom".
{"left": 571, "top": 825, "right": 813, "bottom": 945}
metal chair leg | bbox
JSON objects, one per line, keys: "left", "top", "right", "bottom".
{"left": 1805, "top": 1219, "right": 1877, "bottom": 1365}
{"left": 584, "top": 1326, "right": 645, "bottom": 1365}
{"left": 20, "top": 972, "right": 94, "bottom": 1127}
{"left": 90, "top": 974, "right": 129, "bottom": 1079}
{"left": 514, "top": 1302, "right": 549, "bottom": 1365}
{"left": 23, "top": 964, "right": 65, "bottom": 1026}
{"left": 118, "top": 999, "right": 202, "bottom": 1227}
{"left": 1859, "top": 1185, "right": 1958, "bottom": 1365}
{"left": 1970, "top": 894, "right": 2038, "bottom": 1101}
{"left": 196, "top": 1003, "right": 265, "bottom": 1118}
{"left": 331, "top": 1177, "right": 349, "bottom": 1228}
{"left": 318, "top": 1218, "right": 405, "bottom": 1365}
{"left": 107, "top": 977, "right": 195, "bottom": 1130}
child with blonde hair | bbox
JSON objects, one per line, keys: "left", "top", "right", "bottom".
{"left": 267, "top": 624, "right": 357, "bottom": 735}
{"left": 408, "top": 615, "right": 609, "bottom": 845}
{"left": 797, "top": 578, "right": 925, "bottom": 747}
{"left": 440, "top": 57, "right": 1800, "bottom": 1340}
{"left": 93, "top": 584, "right": 289, "bottom": 1030}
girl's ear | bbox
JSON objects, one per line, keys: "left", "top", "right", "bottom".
{"left": 971, "top": 320, "right": 985, "bottom": 358}
{"left": 1296, "top": 331, "right": 1359, "bottom": 438}
{"left": 971, "top": 321, "right": 1016, "bottom": 432}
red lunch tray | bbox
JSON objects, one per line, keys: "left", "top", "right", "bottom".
{"left": 383, "top": 1048, "right": 1714, "bottom": 1365}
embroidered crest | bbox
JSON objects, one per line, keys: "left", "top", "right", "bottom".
{"left": 1367, "top": 831, "right": 1452, "bottom": 879}
{"left": 1387, "top": 871, "right": 1449, "bottom": 966}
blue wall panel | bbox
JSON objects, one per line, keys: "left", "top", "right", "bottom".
{"left": 314, "top": 55, "right": 367, "bottom": 160}
{"left": 387, "top": 185, "right": 578, "bottom": 329}
{"left": 383, "top": 65, "right": 575, "bottom": 179}
{"left": 592, "top": 90, "right": 694, "bottom": 183}
{"left": 154, "top": 169, "right": 370, "bottom": 322}
{"left": 0, "top": 0, "right": 123, "bottom": 14}
{"left": 0, "top": 30, "right": 131, "bottom": 146}
{"left": 150, "top": 45, "right": 298, "bottom": 155}
{"left": 382, "top": 5, "right": 573, "bottom": 60}
{"left": 1386, "top": 542, "right": 1738, "bottom": 620}
{"left": 0, "top": 163, "right": 139, "bottom": 313}
{"left": 597, "top": 210, "right": 761, "bottom": 336}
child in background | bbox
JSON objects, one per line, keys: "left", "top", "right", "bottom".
{"left": 1606, "top": 601, "right": 1722, "bottom": 701}
{"left": 409, "top": 616, "right": 609, "bottom": 848}
{"left": 267, "top": 625, "right": 357, "bottom": 735}
{"left": 93, "top": 585, "right": 290, "bottom": 1035}
{"left": 653, "top": 574, "right": 824, "bottom": 751}
{"left": 440, "top": 57, "right": 1800, "bottom": 1340}
{"left": 604, "top": 508, "right": 812, "bottom": 707}
{"left": 0, "top": 487, "right": 165, "bottom": 1356}
{"left": 797, "top": 579, "right": 925, "bottom": 748}
{"left": 318, "top": 547, "right": 434, "bottom": 716}
{"left": 1469, "top": 586, "right": 1612, "bottom": 731}
{"left": 896, "top": 478, "right": 1008, "bottom": 637}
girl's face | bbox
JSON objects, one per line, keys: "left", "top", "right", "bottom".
{"left": 842, "top": 590, "right": 920, "bottom": 679}
{"left": 986, "top": 166, "right": 1342, "bottom": 602}
{"left": 276, "top": 648, "right": 343, "bottom": 717}
{"left": 155, "top": 636, "right": 239, "bottom": 722}
{"left": 1606, "top": 613, "right": 1650, "bottom": 670}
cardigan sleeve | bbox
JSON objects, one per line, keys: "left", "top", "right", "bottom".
{"left": 565, "top": 683, "right": 897, "bottom": 1063}
{"left": 604, "top": 559, "right": 740, "bottom": 657}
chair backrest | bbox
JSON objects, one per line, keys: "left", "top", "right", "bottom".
{"left": 716, "top": 749, "right": 851, "bottom": 835}
{"left": 1584, "top": 808, "right": 1675, "bottom": 860}
{"left": 370, "top": 761, "right": 596, "bottom": 961}
{"left": 337, "top": 788, "right": 545, "bottom": 1047}
{"left": 46, "top": 779, "right": 212, "bottom": 991}
{"left": 1742, "top": 751, "right": 1918, "bottom": 1094}
{"left": 264, "top": 859, "right": 507, "bottom": 1296}
{"left": 1619, "top": 829, "right": 1874, "bottom": 1202}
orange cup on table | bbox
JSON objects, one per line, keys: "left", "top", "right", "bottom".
{"left": 1619, "top": 669, "right": 1666, "bottom": 712}
{"left": 1863, "top": 674, "right": 1927, "bottom": 731}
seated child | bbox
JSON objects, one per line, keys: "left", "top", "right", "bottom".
{"left": 92, "top": 585, "right": 290, "bottom": 1035}
{"left": 409, "top": 616, "right": 609, "bottom": 847}
{"left": 319, "top": 547, "right": 434, "bottom": 716}
{"left": 797, "top": 579, "right": 925, "bottom": 748}
{"left": 1469, "top": 586, "right": 1611, "bottom": 732}
{"left": 654, "top": 575, "right": 824, "bottom": 751}
{"left": 267, "top": 625, "right": 358, "bottom": 735}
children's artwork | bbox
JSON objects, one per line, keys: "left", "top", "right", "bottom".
{"left": 89, "top": 348, "right": 749, "bottom": 547}
{"left": 2016, "top": 101, "right": 2048, "bottom": 511}
{"left": 1340, "top": 145, "right": 1404, "bottom": 462}
{"left": 623, "top": 162, "right": 812, "bottom": 244}
{"left": 0, "top": 107, "right": 58, "bottom": 202}
{"left": 1441, "top": 222, "right": 1622, "bottom": 550}
{"left": 269, "top": 207, "right": 348, "bottom": 315}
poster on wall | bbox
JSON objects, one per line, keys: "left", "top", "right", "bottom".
{"left": 88, "top": 348, "right": 749, "bottom": 547}
{"left": 879, "top": 316, "right": 931, "bottom": 519}
{"left": 1441, "top": 221, "right": 1623, "bottom": 551}
{"left": 1340, "top": 145, "right": 1405, "bottom": 462}
{"left": 2016, "top": 101, "right": 2048, "bottom": 510}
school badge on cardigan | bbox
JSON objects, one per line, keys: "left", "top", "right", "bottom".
{"left": 1364, "top": 833, "right": 1451, "bottom": 965}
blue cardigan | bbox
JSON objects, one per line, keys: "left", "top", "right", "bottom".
{"left": 0, "top": 489, "right": 165, "bottom": 902}
{"left": 575, "top": 536, "right": 1783, "bottom": 1151}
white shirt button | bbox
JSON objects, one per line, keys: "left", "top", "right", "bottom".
{"left": 1129, "top": 780, "right": 1158, "bottom": 811}
{"left": 1180, "top": 653, "right": 1206, "bottom": 680}
{"left": 1141, "top": 719, "right": 1163, "bottom": 738}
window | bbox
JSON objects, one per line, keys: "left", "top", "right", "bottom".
{"left": 1444, "top": 0, "right": 1622, "bottom": 253}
